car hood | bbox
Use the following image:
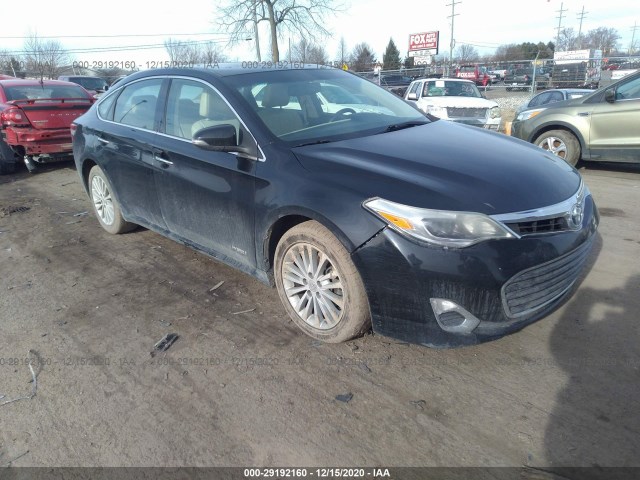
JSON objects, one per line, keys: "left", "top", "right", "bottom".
{"left": 420, "top": 96, "right": 497, "bottom": 108}
{"left": 293, "top": 120, "right": 581, "bottom": 215}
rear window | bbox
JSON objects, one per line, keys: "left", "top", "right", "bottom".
{"left": 459, "top": 66, "right": 476, "bottom": 73}
{"left": 4, "top": 85, "right": 90, "bottom": 101}
{"left": 68, "top": 77, "right": 108, "bottom": 90}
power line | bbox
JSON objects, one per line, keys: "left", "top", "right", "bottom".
{"left": 0, "top": 37, "right": 246, "bottom": 57}
{"left": 0, "top": 32, "right": 229, "bottom": 40}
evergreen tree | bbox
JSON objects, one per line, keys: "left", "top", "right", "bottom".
{"left": 382, "top": 38, "right": 401, "bottom": 70}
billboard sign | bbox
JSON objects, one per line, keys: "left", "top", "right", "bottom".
{"left": 409, "top": 31, "right": 439, "bottom": 54}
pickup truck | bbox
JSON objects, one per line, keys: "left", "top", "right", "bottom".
{"left": 0, "top": 79, "right": 93, "bottom": 173}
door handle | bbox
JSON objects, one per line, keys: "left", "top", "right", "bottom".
{"left": 153, "top": 154, "right": 173, "bottom": 167}
{"left": 97, "top": 137, "right": 110, "bottom": 145}
{"left": 577, "top": 112, "right": 590, "bottom": 117}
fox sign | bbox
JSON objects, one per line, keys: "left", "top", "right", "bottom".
{"left": 408, "top": 31, "right": 439, "bottom": 53}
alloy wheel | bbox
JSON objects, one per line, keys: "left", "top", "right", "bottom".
{"left": 91, "top": 175, "right": 115, "bottom": 226}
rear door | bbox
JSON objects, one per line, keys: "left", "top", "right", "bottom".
{"left": 153, "top": 78, "right": 257, "bottom": 268}
{"left": 95, "top": 78, "right": 167, "bottom": 228}
{"left": 589, "top": 74, "right": 640, "bottom": 161}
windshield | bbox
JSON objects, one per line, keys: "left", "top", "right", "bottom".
{"left": 422, "top": 80, "right": 482, "bottom": 98}
{"left": 4, "top": 85, "right": 90, "bottom": 101}
{"left": 71, "top": 77, "right": 108, "bottom": 90}
{"left": 226, "top": 68, "right": 427, "bottom": 144}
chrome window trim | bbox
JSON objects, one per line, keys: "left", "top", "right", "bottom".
{"left": 491, "top": 180, "right": 587, "bottom": 230}
{"left": 95, "top": 75, "right": 266, "bottom": 162}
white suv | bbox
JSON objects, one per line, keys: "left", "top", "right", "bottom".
{"left": 404, "top": 78, "right": 501, "bottom": 130}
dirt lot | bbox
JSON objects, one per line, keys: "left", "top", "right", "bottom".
{"left": 0, "top": 161, "right": 639, "bottom": 473}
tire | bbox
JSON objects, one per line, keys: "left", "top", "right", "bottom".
{"left": 534, "top": 130, "right": 581, "bottom": 166}
{"left": 0, "top": 140, "right": 17, "bottom": 175}
{"left": 88, "top": 165, "right": 136, "bottom": 234}
{"left": 274, "top": 220, "right": 371, "bottom": 343}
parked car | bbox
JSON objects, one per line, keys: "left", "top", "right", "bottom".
{"left": 404, "top": 78, "right": 501, "bottom": 130}
{"left": 0, "top": 79, "right": 94, "bottom": 174}
{"left": 515, "top": 88, "right": 593, "bottom": 116}
{"left": 504, "top": 68, "right": 549, "bottom": 91}
{"left": 455, "top": 64, "right": 493, "bottom": 88}
{"left": 58, "top": 75, "right": 109, "bottom": 97}
{"left": 511, "top": 70, "right": 640, "bottom": 166}
{"left": 72, "top": 65, "right": 598, "bottom": 348}
{"left": 378, "top": 74, "right": 412, "bottom": 96}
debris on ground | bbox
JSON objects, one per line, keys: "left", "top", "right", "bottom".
{"left": 0, "top": 350, "right": 38, "bottom": 407}
{"left": 358, "top": 363, "right": 372, "bottom": 374}
{"left": 232, "top": 308, "right": 255, "bottom": 315}
{"left": 0, "top": 450, "right": 30, "bottom": 467}
{"left": 335, "top": 393, "right": 353, "bottom": 403}
{"left": 150, "top": 333, "right": 179, "bottom": 357}
{"left": 410, "top": 400, "right": 427, "bottom": 410}
{"left": 73, "top": 211, "right": 89, "bottom": 217}
{"left": 209, "top": 281, "right": 225, "bottom": 292}
{"left": 157, "top": 319, "right": 172, "bottom": 327}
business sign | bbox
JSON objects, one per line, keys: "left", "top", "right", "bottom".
{"left": 409, "top": 31, "right": 439, "bottom": 54}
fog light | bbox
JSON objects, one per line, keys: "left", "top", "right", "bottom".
{"left": 430, "top": 298, "right": 481, "bottom": 334}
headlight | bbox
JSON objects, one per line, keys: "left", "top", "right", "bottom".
{"left": 489, "top": 106, "right": 501, "bottom": 119}
{"left": 425, "top": 105, "right": 447, "bottom": 117}
{"left": 516, "top": 108, "right": 546, "bottom": 121}
{"left": 364, "top": 198, "right": 515, "bottom": 248}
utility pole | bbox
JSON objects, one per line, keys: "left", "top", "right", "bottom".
{"left": 446, "top": 0, "right": 461, "bottom": 76}
{"left": 555, "top": 2, "right": 567, "bottom": 51}
{"left": 631, "top": 21, "right": 639, "bottom": 55}
{"left": 576, "top": 6, "right": 588, "bottom": 49}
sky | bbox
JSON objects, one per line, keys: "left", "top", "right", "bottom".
{"left": 0, "top": 0, "right": 637, "bottom": 72}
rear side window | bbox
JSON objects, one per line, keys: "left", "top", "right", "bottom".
{"left": 97, "top": 92, "right": 118, "bottom": 120}
{"left": 113, "top": 79, "right": 162, "bottom": 130}
{"left": 408, "top": 81, "right": 421, "bottom": 96}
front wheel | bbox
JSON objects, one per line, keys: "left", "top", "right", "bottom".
{"left": 534, "top": 130, "right": 581, "bottom": 166}
{"left": 274, "top": 221, "right": 371, "bottom": 343}
{"left": 88, "top": 165, "right": 136, "bottom": 234}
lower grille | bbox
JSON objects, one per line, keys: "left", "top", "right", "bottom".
{"left": 447, "top": 107, "right": 487, "bottom": 118}
{"left": 502, "top": 240, "right": 593, "bottom": 318}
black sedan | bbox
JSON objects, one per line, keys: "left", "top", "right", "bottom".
{"left": 71, "top": 65, "right": 598, "bottom": 348}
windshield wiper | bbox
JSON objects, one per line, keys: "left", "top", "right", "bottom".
{"left": 381, "top": 120, "right": 428, "bottom": 133}
{"left": 294, "top": 139, "right": 333, "bottom": 147}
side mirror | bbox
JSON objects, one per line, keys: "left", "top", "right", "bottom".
{"left": 104, "top": 85, "right": 109, "bottom": 91}
{"left": 604, "top": 88, "right": 616, "bottom": 103}
{"left": 407, "top": 92, "right": 418, "bottom": 101}
{"left": 192, "top": 124, "right": 260, "bottom": 161}
{"left": 193, "top": 124, "right": 239, "bottom": 149}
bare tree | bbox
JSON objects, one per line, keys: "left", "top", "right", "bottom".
{"left": 556, "top": 28, "right": 578, "bottom": 52}
{"left": 23, "top": 34, "right": 71, "bottom": 79}
{"left": 217, "top": 0, "right": 340, "bottom": 62}
{"left": 291, "top": 38, "right": 311, "bottom": 63}
{"left": 584, "top": 27, "right": 620, "bottom": 55}
{"left": 308, "top": 44, "right": 328, "bottom": 64}
{"left": 201, "top": 41, "right": 228, "bottom": 65}
{"left": 455, "top": 44, "right": 479, "bottom": 63}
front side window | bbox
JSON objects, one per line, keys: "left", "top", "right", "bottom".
{"left": 616, "top": 76, "right": 640, "bottom": 101}
{"left": 165, "top": 79, "right": 241, "bottom": 140}
{"left": 113, "top": 79, "right": 162, "bottom": 130}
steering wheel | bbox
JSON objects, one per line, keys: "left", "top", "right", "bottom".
{"left": 329, "top": 108, "right": 356, "bottom": 122}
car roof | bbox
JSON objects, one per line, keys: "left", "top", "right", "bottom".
{"left": 125, "top": 63, "right": 338, "bottom": 80}
{"left": 0, "top": 78, "right": 86, "bottom": 87}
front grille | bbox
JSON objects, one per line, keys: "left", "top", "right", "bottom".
{"left": 506, "top": 216, "right": 569, "bottom": 235}
{"left": 446, "top": 107, "right": 487, "bottom": 118}
{"left": 502, "top": 240, "right": 593, "bottom": 318}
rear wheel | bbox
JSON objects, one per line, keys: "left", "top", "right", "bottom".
{"left": 88, "top": 165, "right": 136, "bottom": 234}
{"left": 274, "top": 221, "right": 370, "bottom": 343}
{"left": 535, "top": 129, "right": 581, "bottom": 166}
{"left": 0, "top": 140, "right": 16, "bottom": 175}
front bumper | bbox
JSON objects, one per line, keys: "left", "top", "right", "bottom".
{"left": 351, "top": 195, "right": 599, "bottom": 348}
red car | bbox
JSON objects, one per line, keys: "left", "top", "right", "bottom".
{"left": 0, "top": 79, "right": 94, "bottom": 174}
